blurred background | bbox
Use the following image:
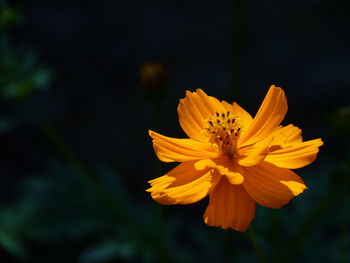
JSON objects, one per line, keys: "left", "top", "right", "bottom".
{"left": 0, "top": 0, "right": 349, "bottom": 262}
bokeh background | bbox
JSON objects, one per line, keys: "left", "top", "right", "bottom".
{"left": 0, "top": 0, "right": 349, "bottom": 262}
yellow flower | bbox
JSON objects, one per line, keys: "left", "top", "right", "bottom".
{"left": 147, "top": 85, "right": 323, "bottom": 232}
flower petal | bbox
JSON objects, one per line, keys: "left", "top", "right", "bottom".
{"left": 239, "top": 85, "right": 287, "bottom": 147}
{"left": 147, "top": 161, "right": 222, "bottom": 205}
{"left": 265, "top": 138, "right": 323, "bottom": 169}
{"left": 147, "top": 175, "right": 177, "bottom": 205}
{"left": 149, "top": 130, "right": 219, "bottom": 162}
{"left": 243, "top": 161, "right": 307, "bottom": 209}
{"left": 196, "top": 89, "right": 227, "bottom": 115}
{"left": 237, "top": 141, "right": 270, "bottom": 167}
{"left": 194, "top": 157, "right": 244, "bottom": 185}
{"left": 275, "top": 124, "right": 302, "bottom": 145}
{"left": 203, "top": 177, "right": 255, "bottom": 232}
{"left": 232, "top": 102, "right": 253, "bottom": 131}
{"left": 177, "top": 89, "right": 226, "bottom": 141}
{"left": 221, "top": 101, "right": 254, "bottom": 134}
{"left": 267, "top": 124, "right": 302, "bottom": 151}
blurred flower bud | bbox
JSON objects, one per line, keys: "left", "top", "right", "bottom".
{"left": 338, "top": 106, "right": 350, "bottom": 133}
{"left": 327, "top": 105, "right": 350, "bottom": 136}
{"left": 139, "top": 62, "right": 166, "bottom": 96}
{"left": 339, "top": 106, "right": 350, "bottom": 120}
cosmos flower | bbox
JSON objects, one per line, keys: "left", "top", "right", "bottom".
{"left": 147, "top": 85, "right": 323, "bottom": 232}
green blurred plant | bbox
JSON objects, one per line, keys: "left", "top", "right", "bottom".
{"left": 0, "top": 41, "right": 52, "bottom": 100}
{"left": 0, "top": 1, "right": 52, "bottom": 101}
{"left": 0, "top": 0, "right": 21, "bottom": 31}
{"left": 0, "top": 161, "right": 160, "bottom": 262}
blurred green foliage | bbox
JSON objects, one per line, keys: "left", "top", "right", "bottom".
{"left": 0, "top": 42, "right": 52, "bottom": 100}
{"left": 0, "top": 1, "right": 21, "bottom": 31}
{"left": 1, "top": 158, "right": 348, "bottom": 262}
{"left": 0, "top": 161, "right": 161, "bottom": 262}
{"left": 0, "top": 1, "right": 52, "bottom": 101}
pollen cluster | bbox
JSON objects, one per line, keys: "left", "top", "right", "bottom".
{"left": 203, "top": 111, "right": 242, "bottom": 154}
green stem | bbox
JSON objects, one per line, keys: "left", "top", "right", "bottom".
{"left": 223, "top": 231, "right": 235, "bottom": 261}
{"left": 248, "top": 226, "right": 266, "bottom": 263}
{"left": 156, "top": 205, "right": 166, "bottom": 263}
{"left": 340, "top": 167, "right": 349, "bottom": 263}
{"left": 151, "top": 96, "right": 167, "bottom": 262}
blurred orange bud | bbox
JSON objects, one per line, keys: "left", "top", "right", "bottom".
{"left": 339, "top": 106, "right": 350, "bottom": 119}
{"left": 139, "top": 62, "right": 166, "bottom": 95}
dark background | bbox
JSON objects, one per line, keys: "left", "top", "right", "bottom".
{"left": 0, "top": 0, "right": 349, "bottom": 262}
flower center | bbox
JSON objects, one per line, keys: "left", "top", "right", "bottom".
{"left": 203, "top": 111, "right": 243, "bottom": 155}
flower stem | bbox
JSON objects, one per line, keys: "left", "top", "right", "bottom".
{"left": 224, "top": 231, "right": 235, "bottom": 261}
{"left": 248, "top": 226, "right": 266, "bottom": 263}
{"left": 151, "top": 96, "right": 168, "bottom": 262}
{"left": 340, "top": 167, "right": 349, "bottom": 263}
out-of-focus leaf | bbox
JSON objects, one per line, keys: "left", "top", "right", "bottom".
{"left": 1, "top": 69, "right": 51, "bottom": 99}
{"left": 0, "top": 199, "right": 39, "bottom": 259}
{"left": 190, "top": 224, "right": 225, "bottom": 262}
{"left": 96, "top": 166, "right": 133, "bottom": 208}
{"left": 0, "top": 159, "right": 166, "bottom": 262}
{"left": 0, "top": 29, "right": 53, "bottom": 100}
{"left": 0, "top": 63, "right": 52, "bottom": 99}
{"left": 0, "top": 2, "right": 21, "bottom": 30}
{"left": 0, "top": 116, "right": 16, "bottom": 133}
{"left": 79, "top": 239, "right": 135, "bottom": 263}
{"left": 0, "top": 232, "right": 26, "bottom": 259}
{"left": 18, "top": 160, "right": 118, "bottom": 242}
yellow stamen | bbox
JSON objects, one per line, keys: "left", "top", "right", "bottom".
{"left": 203, "top": 111, "right": 243, "bottom": 155}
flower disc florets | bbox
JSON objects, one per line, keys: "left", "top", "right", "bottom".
{"left": 203, "top": 111, "right": 243, "bottom": 156}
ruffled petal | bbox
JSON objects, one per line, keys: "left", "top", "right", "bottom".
{"left": 196, "top": 89, "right": 227, "bottom": 115}
{"left": 275, "top": 124, "right": 302, "bottom": 145}
{"left": 265, "top": 138, "right": 323, "bottom": 169}
{"left": 237, "top": 141, "right": 270, "bottom": 167}
{"left": 194, "top": 157, "right": 244, "bottom": 185}
{"left": 147, "top": 175, "right": 177, "bottom": 205}
{"left": 149, "top": 130, "right": 219, "bottom": 162}
{"left": 232, "top": 102, "right": 253, "bottom": 131}
{"left": 239, "top": 85, "right": 287, "bottom": 147}
{"left": 147, "top": 161, "right": 222, "bottom": 205}
{"left": 220, "top": 101, "right": 253, "bottom": 133}
{"left": 221, "top": 100, "right": 234, "bottom": 112}
{"left": 267, "top": 124, "right": 302, "bottom": 151}
{"left": 243, "top": 162, "right": 307, "bottom": 209}
{"left": 177, "top": 89, "right": 226, "bottom": 141}
{"left": 203, "top": 177, "right": 255, "bottom": 232}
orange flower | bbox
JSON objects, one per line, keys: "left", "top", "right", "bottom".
{"left": 147, "top": 85, "right": 323, "bottom": 232}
